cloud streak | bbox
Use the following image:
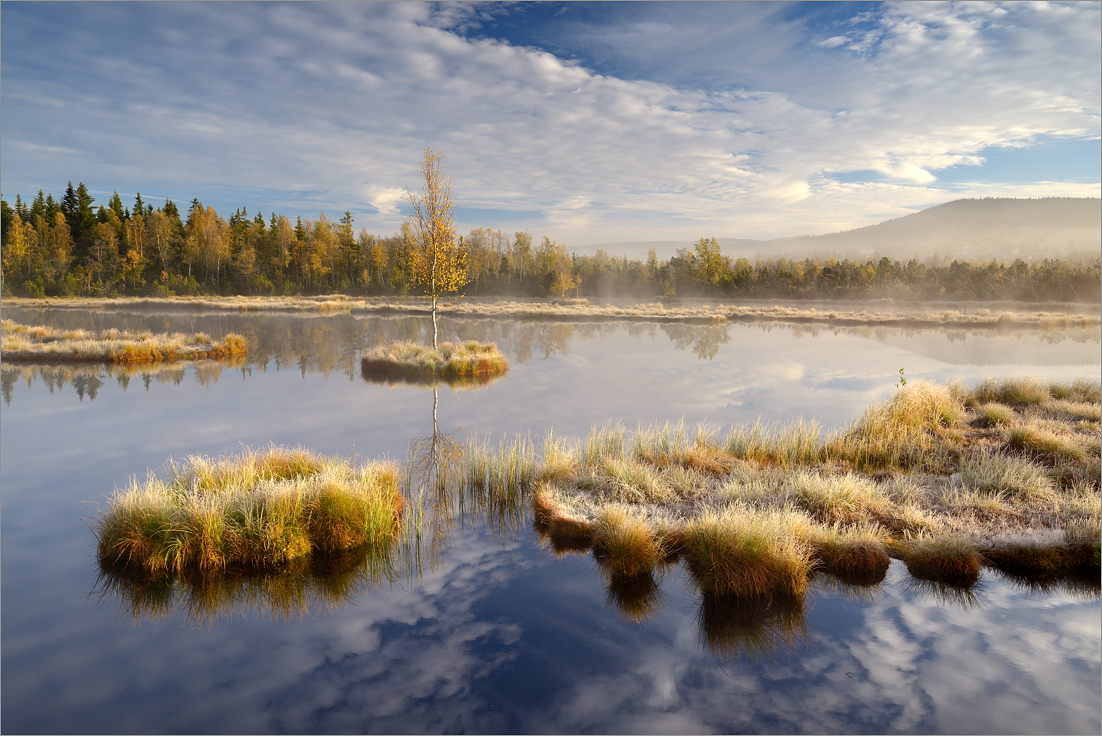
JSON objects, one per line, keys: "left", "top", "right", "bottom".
{"left": 1, "top": 1, "right": 1097, "bottom": 244}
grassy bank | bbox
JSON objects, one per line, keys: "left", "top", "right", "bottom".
{"left": 1, "top": 319, "right": 247, "bottom": 363}
{"left": 4, "top": 295, "right": 1097, "bottom": 330}
{"left": 360, "top": 340, "right": 508, "bottom": 384}
{"left": 95, "top": 447, "right": 405, "bottom": 575}
{"left": 519, "top": 378, "right": 1101, "bottom": 597}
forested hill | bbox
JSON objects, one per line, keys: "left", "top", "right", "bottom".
{"left": 729, "top": 197, "right": 1101, "bottom": 261}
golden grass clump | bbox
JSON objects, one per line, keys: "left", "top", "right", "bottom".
{"left": 974, "top": 402, "right": 1016, "bottom": 427}
{"left": 592, "top": 507, "right": 666, "bottom": 577}
{"left": 835, "top": 382, "right": 964, "bottom": 471}
{"left": 360, "top": 340, "right": 508, "bottom": 384}
{"left": 967, "top": 376, "right": 1051, "bottom": 407}
{"left": 960, "top": 450, "right": 1057, "bottom": 503}
{"left": 725, "top": 418, "right": 823, "bottom": 467}
{"left": 1007, "top": 424, "right": 1086, "bottom": 462}
{"left": 680, "top": 508, "right": 812, "bottom": 598}
{"left": 787, "top": 470, "right": 891, "bottom": 525}
{"left": 0, "top": 319, "right": 247, "bottom": 363}
{"left": 894, "top": 534, "right": 981, "bottom": 587}
{"left": 96, "top": 447, "right": 403, "bottom": 576}
{"left": 800, "top": 521, "right": 891, "bottom": 584}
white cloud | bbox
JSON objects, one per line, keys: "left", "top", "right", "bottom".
{"left": 0, "top": 1, "right": 1097, "bottom": 244}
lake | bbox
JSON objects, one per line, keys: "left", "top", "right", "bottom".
{"left": 2, "top": 305, "right": 1099, "bottom": 734}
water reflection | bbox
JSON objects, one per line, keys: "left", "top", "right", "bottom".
{"left": 94, "top": 547, "right": 403, "bottom": 627}
{"left": 3, "top": 307, "right": 1097, "bottom": 405}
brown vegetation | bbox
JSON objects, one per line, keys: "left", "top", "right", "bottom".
{"left": 1, "top": 318, "right": 246, "bottom": 363}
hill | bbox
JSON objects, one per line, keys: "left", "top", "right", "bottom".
{"left": 585, "top": 198, "right": 1100, "bottom": 262}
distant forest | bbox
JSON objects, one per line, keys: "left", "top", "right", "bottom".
{"left": 2, "top": 183, "right": 1099, "bottom": 302}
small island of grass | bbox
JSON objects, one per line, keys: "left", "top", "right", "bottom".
{"left": 525, "top": 377, "right": 1100, "bottom": 596}
{"left": 360, "top": 340, "right": 508, "bottom": 385}
{"left": 95, "top": 447, "right": 404, "bottom": 576}
{"left": 1, "top": 319, "right": 247, "bottom": 363}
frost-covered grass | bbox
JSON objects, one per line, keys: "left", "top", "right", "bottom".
{"left": 1, "top": 319, "right": 246, "bottom": 363}
{"left": 360, "top": 340, "right": 508, "bottom": 384}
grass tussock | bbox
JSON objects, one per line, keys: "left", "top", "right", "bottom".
{"left": 894, "top": 534, "right": 982, "bottom": 587}
{"left": 960, "top": 450, "right": 1057, "bottom": 503}
{"left": 360, "top": 340, "right": 508, "bottom": 383}
{"left": 801, "top": 521, "right": 891, "bottom": 584}
{"left": 592, "top": 507, "right": 666, "bottom": 577}
{"left": 1, "top": 319, "right": 246, "bottom": 363}
{"left": 834, "top": 382, "right": 964, "bottom": 471}
{"left": 96, "top": 447, "right": 403, "bottom": 576}
{"left": 974, "top": 402, "right": 1016, "bottom": 427}
{"left": 523, "top": 377, "right": 1097, "bottom": 597}
{"left": 680, "top": 509, "right": 812, "bottom": 598}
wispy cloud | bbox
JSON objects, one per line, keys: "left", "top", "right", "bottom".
{"left": 1, "top": 2, "right": 1097, "bottom": 244}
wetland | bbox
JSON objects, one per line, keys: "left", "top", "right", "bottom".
{"left": 1, "top": 301, "right": 1099, "bottom": 734}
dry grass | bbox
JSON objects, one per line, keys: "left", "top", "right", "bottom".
{"left": 1, "top": 319, "right": 246, "bottom": 363}
{"left": 516, "top": 376, "right": 1098, "bottom": 594}
{"left": 960, "top": 451, "right": 1057, "bottom": 503}
{"left": 360, "top": 340, "right": 508, "bottom": 383}
{"left": 833, "top": 382, "right": 964, "bottom": 471}
{"left": 893, "top": 534, "right": 982, "bottom": 587}
{"left": 680, "top": 508, "right": 812, "bottom": 597}
{"left": 592, "top": 507, "right": 666, "bottom": 577}
{"left": 6, "top": 294, "right": 1097, "bottom": 330}
{"left": 95, "top": 447, "right": 404, "bottom": 575}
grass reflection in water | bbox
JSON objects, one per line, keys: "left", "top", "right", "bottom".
{"left": 92, "top": 376, "right": 1099, "bottom": 661}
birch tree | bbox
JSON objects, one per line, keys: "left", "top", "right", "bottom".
{"left": 407, "top": 149, "right": 467, "bottom": 348}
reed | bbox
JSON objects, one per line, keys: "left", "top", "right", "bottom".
{"left": 96, "top": 447, "right": 404, "bottom": 576}
{"left": 7, "top": 295, "right": 1098, "bottom": 331}
{"left": 1, "top": 319, "right": 246, "bottom": 363}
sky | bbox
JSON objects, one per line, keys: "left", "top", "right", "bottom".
{"left": 1, "top": 1, "right": 1099, "bottom": 248}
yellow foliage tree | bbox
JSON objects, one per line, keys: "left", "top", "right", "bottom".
{"left": 407, "top": 148, "right": 467, "bottom": 347}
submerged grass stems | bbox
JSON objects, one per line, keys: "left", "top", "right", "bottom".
{"left": 1, "top": 319, "right": 246, "bottom": 363}
{"left": 360, "top": 340, "right": 508, "bottom": 383}
{"left": 96, "top": 447, "right": 404, "bottom": 576}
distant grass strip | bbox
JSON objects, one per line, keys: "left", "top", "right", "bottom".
{"left": 95, "top": 447, "right": 404, "bottom": 575}
{"left": 5, "top": 295, "right": 1097, "bottom": 330}
{"left": 1, "top": 319, "right": 246, "bottom": 363}
{"left": 360, "top": 340, "right": 508, "bottom": 383}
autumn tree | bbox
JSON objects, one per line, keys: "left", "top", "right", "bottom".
{"left": 407, "top": 148, "right": 467, "bottom": 347}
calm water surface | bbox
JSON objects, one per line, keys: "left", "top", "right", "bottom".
{"left": 2, "top": 306, "right": 1099, "bottom": 734}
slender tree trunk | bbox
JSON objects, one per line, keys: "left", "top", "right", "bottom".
{"left": 432, "top": 295, "right": 439, "bottom": 348}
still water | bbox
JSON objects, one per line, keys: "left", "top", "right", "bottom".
{"left": 2, "top": 306, "right": 1099, "bottom": 734}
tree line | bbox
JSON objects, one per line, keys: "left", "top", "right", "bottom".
{"left": 2, "top": 183, "right": 1098, "bottom": 302}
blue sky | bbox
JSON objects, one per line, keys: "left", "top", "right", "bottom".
{"left": 1, "top": 1, "right": 1098, "bottom": 246}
